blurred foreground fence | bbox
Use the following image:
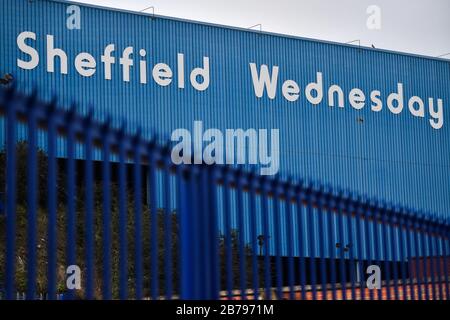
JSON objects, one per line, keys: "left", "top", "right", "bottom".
{"left": 0, "top": 86, "right": 449, "bottom": 300}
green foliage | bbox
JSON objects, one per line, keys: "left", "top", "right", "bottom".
{"left": 0, "top": 141, "right": 61, "bottom": 208}
{"left": 0, "top": 142, "right": 263, "bottom": 299}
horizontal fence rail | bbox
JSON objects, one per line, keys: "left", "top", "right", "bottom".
{"left": 0, "top": 86, "right": 449, "bottom": 300}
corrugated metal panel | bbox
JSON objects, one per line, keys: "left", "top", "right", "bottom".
{"left": 1, "top": 0, "right": 450, "bottom": 258}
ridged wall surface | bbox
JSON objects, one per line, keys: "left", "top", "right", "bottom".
{"left": 1, "top": 1, "right": 450, "bottom": 257}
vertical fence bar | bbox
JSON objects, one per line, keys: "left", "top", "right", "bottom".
{"left": 176, "top": 166, "right": 183, "bottom": 300}
{"left": 175, "top": 165, "right": 185, "bottom": 299}
{"left": 208, "top": 167, "right": 220, "bottom": 300}
{"left": 199, "top": 166, "right": 207, "bottom": 299}
{"left": 317, "top": 189, "right": 328, "bottom": 300}
{"left": 440, "top": 224, "right": 450, "bottom": 300}
{"left": 345, "top": 195, "right": 356, "bottom": 300}
{"left": 420, "top": 219, "right": 430, "bottom": 300}
{"left": 381, "top": 206, "right": 392, "bottom": 300}
{"left": 426, "top": 220, "right": 437, "bottom": 299}
{"left": 248, "top": 173, "right": 259, "bottom": 300}
{"left": 306, "top": 186, "right": 317, "bottom": 300}
{"left": 47, "top": 102, "right": 57, "bottom": 300}
{"left": 178, "top": 165, "right": 194, "bottom": 299}
{"left": 372, "top": 205, "right": 382, "bottom": 300}
{"left": 177, "top": 165, "right": 188, "bottom": 299}
{"left": 5, "top": 89, "right": 17, "bottom": 300}
{"left": 328, "top": 194, "right": 338, "bottom": 300}
{"left": 199, "top": 167, "right": 210, "bottom": 299}
{"left": 398, "top": 211, "right": 409, "bottom": 300}
{"left": 432, "top": 221, "right": 441, "bottom": 300}
{"left": 236, "top": 170, "right": 247, "bottom": 299}
{"left": 65, "top": 108, "right": 76, "bottom": 300}
{"left": 413, "top": 216, "right": 424, "bottom": 300}
{"left": 260, "top": 178, "right": 272, "bottom": 299}
{"left": 405, "top": 213, "right": 417, "bottom": 300}
{"left": 26, "top": 95, "right": 37, "bottom": 300}
{"left": 430, "top": 218, "right": 442, "bottom": 300}
{"left": 101, "top": 121, "right": 112, "bottom": 300}
{"left": 355, "top": 199, "right": 366, "bottom": 300}
{"left": 390, "top": 209, "right": 400, "bottom": 300}
{"left": 273, "top": 180, "right": 283, "bottom": 299}
{"left": 405, "top": 215, "right": 416, "bottom": 300}
{"left": 296, "top": 185, "right": 307, "bottom": 300}
{"left": 200, "top": 166, "right": 217, "bottom": 299}
{"left": 363, "top": 202, "right": 374, "bottom": 301}
{"left": 118, "top": 128, "right": 128, "bottom": 300}
{"left": 191, "top": 166, "right": 201, "bottom": 299}
{"left": 431, "top": 221, "right": 443, "bottom": 300}
{"left": 133, "top": 133, "right": 143, "bottom": 300}
{"left": 285, "top": 183, "right": 295, "bottom": 300}
{"left": 84, "top": 113, "right": 94, "bottom": 300}
{"left": 163, "top": 155, "right": 173, "bottom": 299}
{"left": 337, "top": 193, "right": 347, "bottom": 300}
{"left": 148, "top": 145, "right": 158, "bottom": 300}
{"left": 222, "top": 168, "right": 233, "bottom": 299}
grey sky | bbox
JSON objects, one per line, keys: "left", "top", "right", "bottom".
{"left": 69, "top": 0, "right": 450, "bottom": 59}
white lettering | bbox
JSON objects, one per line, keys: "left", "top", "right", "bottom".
{"left": 17, "top": 31, "right": 39, "bottom": 70}
{"left": 74, "top": 52, "right": 96, "bottom": 77}
{"left": 249, "top": 63, "right": 279, "bottom": 99}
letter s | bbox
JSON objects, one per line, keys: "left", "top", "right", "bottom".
{"left": 17, "top": 31, "right": 39, "bottom": 70}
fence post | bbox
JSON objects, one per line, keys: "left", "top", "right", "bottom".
{"left": 236, "top": 169, "right": 247, "bottom": 300}
{"left": 440, "top": 220, "right": 450, "bottom": 300}
{"left": 179, "top": 165, "right": 201, "bottom": 299}
{"left": 133, "top": 130, "right": 143, "bottom": 300}
{"left": 101, "top": 118, "right": 112, "bottom": 300}
{"left": 5, "top": 86, "right": 17, "bottom": 300}
{"left": 163, "top": 150, "right": 174, "bottom": 300}
{"left": 381, "top": 203, "right": 393, "bottom": 300}
{"left": 222, "top": 166, "right": 233, "bottom": 299}
{"left": 209, "top": 166, "right": 220, "bottom": 299}
{"left": 148, "top": 142, "right": 159, "bottom": 300}
{"left": 413, "top": 212, "right": 424, "bottom": 300}
{"left": 46, "top": 99, "right": 58, "bottom": 300}
{"left": 285, "top": 180, "right": 295, "bottom": 300}
{"left": 419, "top": 214, "right": 430, "bottom": 300}
{"left": 261, "top": 176, "right": 272, "bottom": 299}
{"left": 307, "top": 182, "right": 318, "bottom": 300}
{"left": 337, "top": 191, "right": 348, "bottom": 300}
{"left": 272, "top": 178, "right": 283, "bottom": 299}
{"left": 327, "top": 189, "right": 338, "bottom": 300}
{"left": 118, "top": 124, "right": 128, "bottom": 300}
{"left": 26, "top": 92, "right": 38, "bottom": 300}
{"left": 397, "top": 207, "right": 409, "bottom": 300}
{"left": 355, "top": 196, "right": 367, "bottom": 300}
{"left": 405, "top": 209, "right": 416, "bottom": 300}
{"left": 345, "top": 191, "right": 356, "bottom": 300}
{"left": 84, "top": 110, "right": 94, "bottom": 300}
{"left": 65, "top": 106, "right": 77, "bottom": 300}
{"left": 316, "top": 186, "right": 328, "bottom": 300}
{"left": 433, "top": 217, "right": 442, "bottom": 299}
{"left": 248, "top": 171, "right": 259, "bottom": 300}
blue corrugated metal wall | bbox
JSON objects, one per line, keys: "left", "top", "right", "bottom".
{"left": 1, "top": 0, "right": 449, "bottom": 258}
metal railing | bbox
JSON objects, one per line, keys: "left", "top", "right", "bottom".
{"left": 0, "top": 86, "right": 449, "bottom": 300}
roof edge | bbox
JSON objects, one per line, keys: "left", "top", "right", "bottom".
{"left": 35, "top": 0, "right": 450, "bottom": 64}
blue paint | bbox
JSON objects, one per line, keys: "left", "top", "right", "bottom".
{"left": 2, "top": 86, "right": 449, "bottom": 300}
{"left": 1, "top": 0, "right": 449, "bottom": 224}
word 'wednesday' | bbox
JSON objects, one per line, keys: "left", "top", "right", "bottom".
{"left": 250, "top": 64, "right": 444, "bottom": 130}
{"left": 16, "top": 31, "right": 444, "bottom": 129}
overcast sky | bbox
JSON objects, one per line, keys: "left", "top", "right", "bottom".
{"left": 69, "top": 0, "right": 450, "bottom": 59}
